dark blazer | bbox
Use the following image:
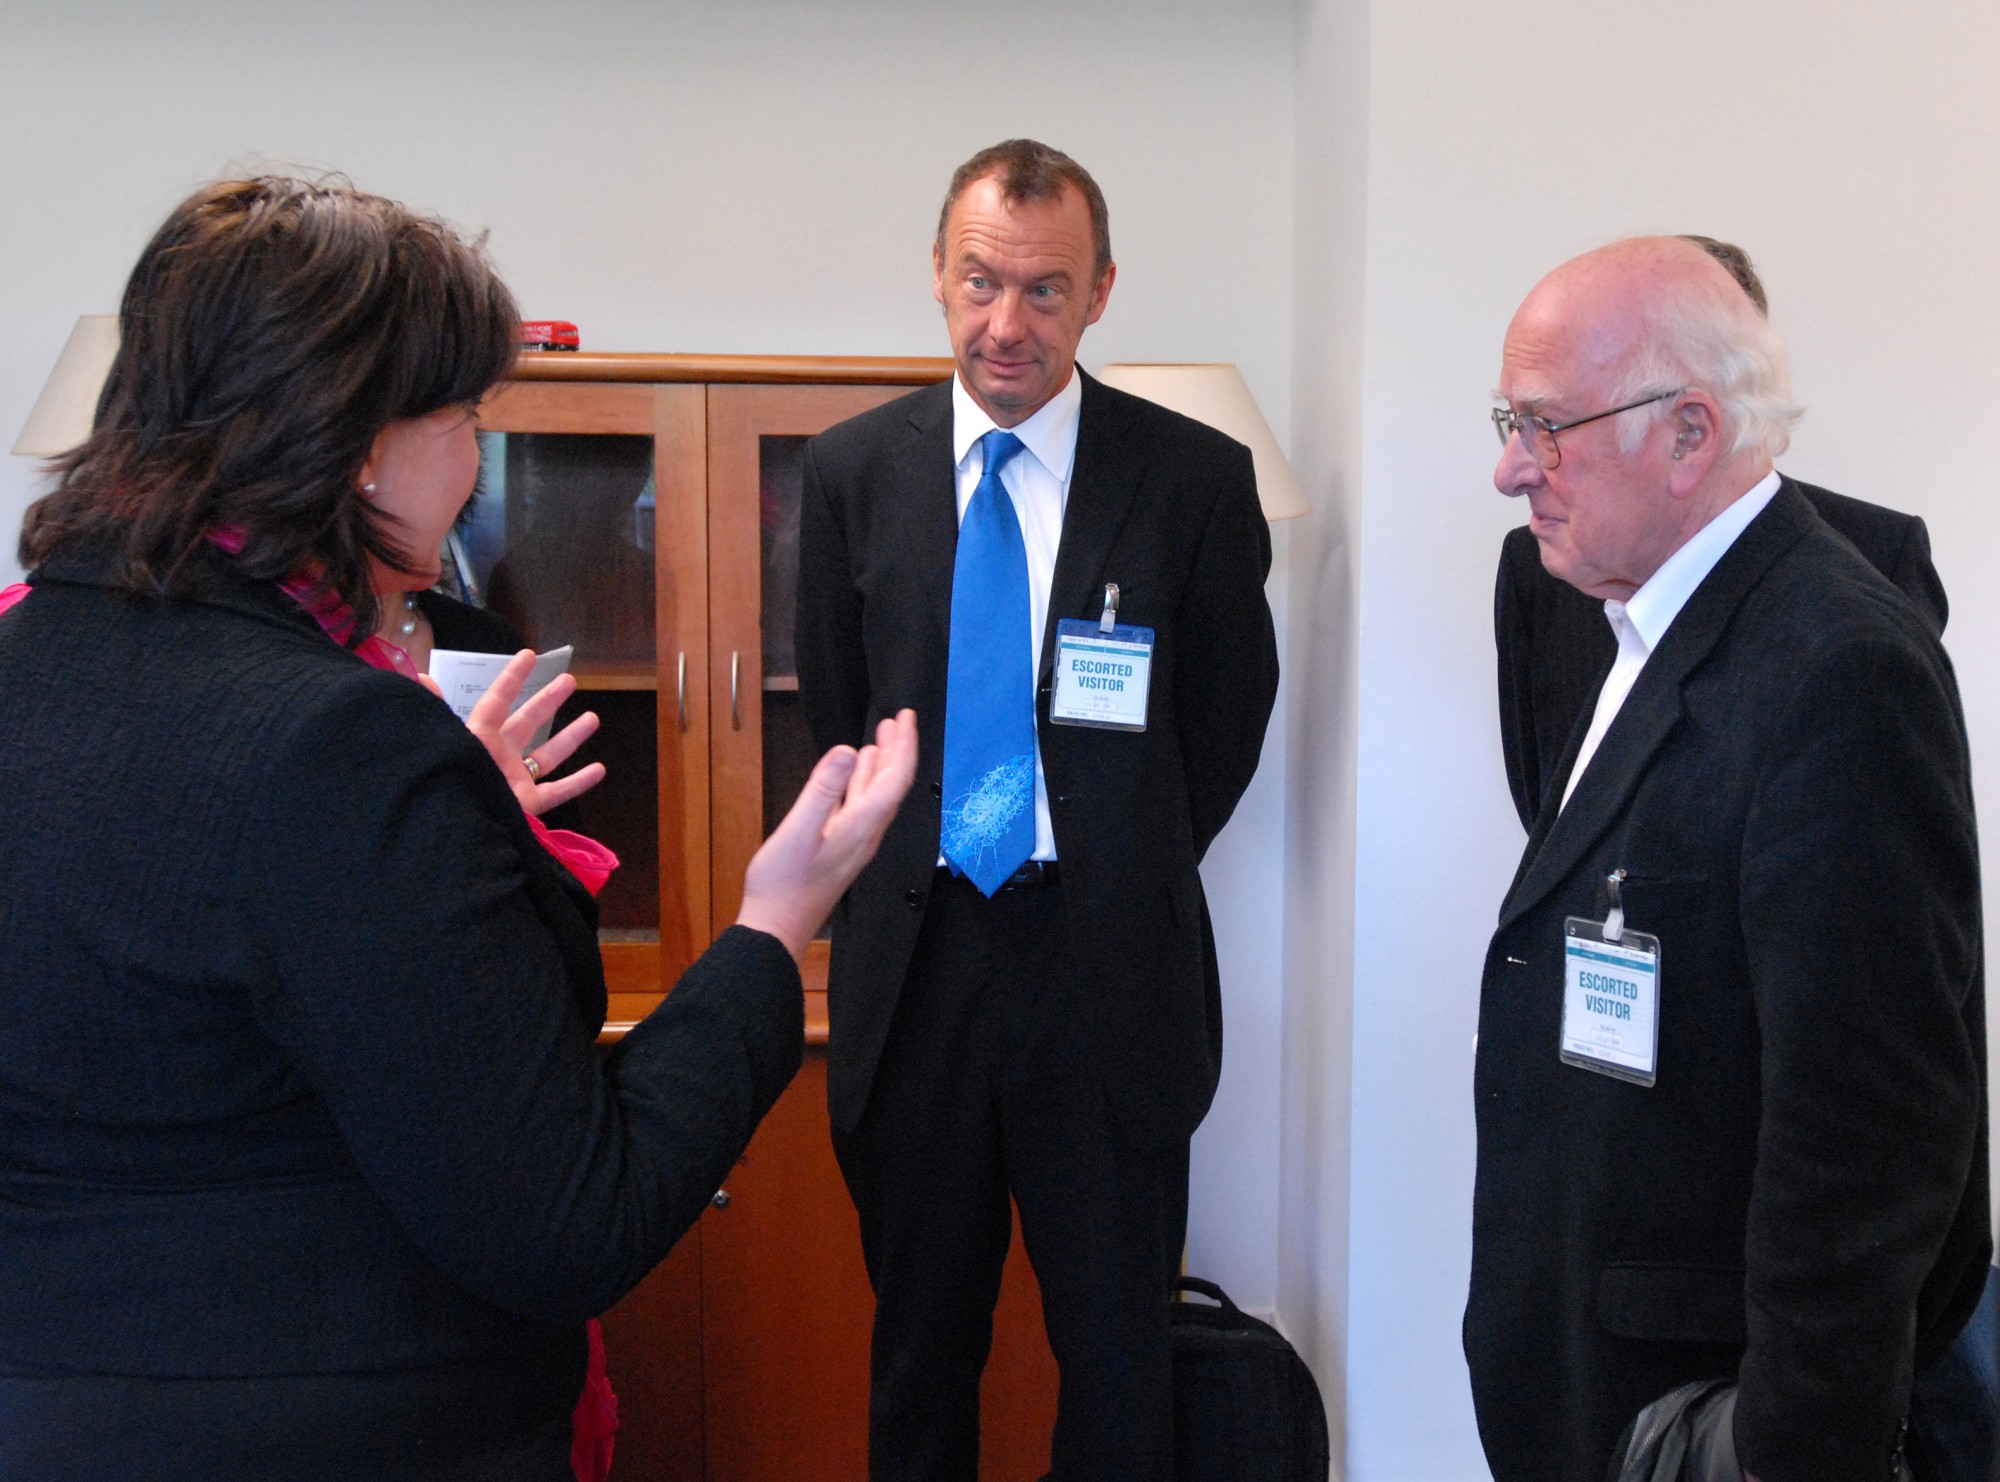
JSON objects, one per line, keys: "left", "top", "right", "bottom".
{"left": 797, "top": 373, "right": 1279, "bottom": 1148}
{"left": 1494, "top": 480, "right": 1949, "bottom": 830}
{"left": 419, "top": 585, "right": 528, "bottom": 654}
{"left": 1466, "top": 484, "right": 1990, "bottom": 1482}
{"left": 0, "top": 546, "right": 802, "bottom": 1476}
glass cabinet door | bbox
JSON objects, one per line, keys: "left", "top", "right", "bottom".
{"left": 706, "top": 383, "right": 916, "bottom": 996}
{"left": 473, "top": 381, "right": 710, "bottom": 1017}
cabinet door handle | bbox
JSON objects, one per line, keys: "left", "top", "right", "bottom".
{"left": 730, "top": 651, "right": 742, "bottom": 730}
{"left": 676, "top": 651, "right": 688, "bottom": 732}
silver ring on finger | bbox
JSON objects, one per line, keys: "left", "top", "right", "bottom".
{"left": 523, "top": 754, "right": 542, "bottom": 781}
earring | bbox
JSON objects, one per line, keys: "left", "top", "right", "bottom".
{"left": 361, "top": 482, "right": 378, "bottom": 493}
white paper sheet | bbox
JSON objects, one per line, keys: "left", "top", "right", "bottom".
{"left": 427, "top": 645, "right": 574, "bottom": 749}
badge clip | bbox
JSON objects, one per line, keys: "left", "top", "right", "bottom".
{"left": 1099, "top": 583, "right": 1120, "bottom": 635}
{"left": 1603, "top": 868, "right": 1627, "bottom": 944}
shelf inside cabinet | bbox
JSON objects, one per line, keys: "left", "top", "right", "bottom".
{"left": 599, "top": 940, "right": 828, "bottom": 1047}
{"left": 573, "top": 661, "right": 660, "bottom": 691}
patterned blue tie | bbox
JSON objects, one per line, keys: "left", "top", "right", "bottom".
{"left": 941, "top": 430, "right": 1036, "bottom": 896}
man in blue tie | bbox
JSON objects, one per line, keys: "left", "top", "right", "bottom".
{"left": 797, "top": 139, "right": 1279, "bottom": 1479}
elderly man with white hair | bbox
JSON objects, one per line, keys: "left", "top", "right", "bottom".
{"left": 1467, "top": 237, "right": 1990, "bottom": 1482}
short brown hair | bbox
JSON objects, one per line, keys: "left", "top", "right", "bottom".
{"left": 935, "top": 139, "right": 1112, "bottom": 278}
{"left": 1679, "top": 235, "right": 1769, "bottom": 317}
{"left": 22, "top": 176, "right": 519, "bottom": 641}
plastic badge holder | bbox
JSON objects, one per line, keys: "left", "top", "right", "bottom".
{"left": 1049, "top": 618, "right": 1152, "bottom": 732}
{"left": 1560, "top": 871, "right": 1661, "bottom": 1087}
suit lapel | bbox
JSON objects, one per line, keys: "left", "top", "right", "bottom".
{"left": 1499, "top": 483, "right": 1819, "bottom": 929}
{"left": 896, "top": 381, "right": 960, "bottom": 651}
{"left": 1041, "top": 371, "right": 1144, "bottom": 685}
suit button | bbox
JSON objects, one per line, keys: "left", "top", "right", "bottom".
{"left": 905, "top": 889, "right": 924, "bottom": 909}
{"left": 930, "top": 781, "right": 942, "bottom": 800}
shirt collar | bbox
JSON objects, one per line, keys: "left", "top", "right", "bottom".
{"left": 950, "top": 369, "right": 1083, "bottom": 484}
{"left": 1619, "top": 469, "right": 1783, "bottom": 653}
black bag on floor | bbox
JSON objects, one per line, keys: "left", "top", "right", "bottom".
{"left": 1170, "top": 1276, "right": 1329, "bottom": 1482}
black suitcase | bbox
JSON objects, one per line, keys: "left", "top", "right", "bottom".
{"left": 1170, "top": 1276, "right": 1330, "bottom": 1482}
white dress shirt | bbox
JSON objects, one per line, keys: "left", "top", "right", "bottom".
{"left": 1560, "top": 470, "right": 1782, "bottom": 811}
{"left": 948, "top": 370, "right": 1082, "bottom": 861}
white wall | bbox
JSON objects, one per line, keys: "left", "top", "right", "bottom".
{"left": 1280, "top": 0, "right": 1371, "bottom": 1463}
{"left": 1290, "top": 0, "right": 2000, "bottom": 1477}
{"left": 0, "top": 0, "right": 1297, "bottom": 1310}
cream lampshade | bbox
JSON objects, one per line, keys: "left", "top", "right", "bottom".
{"left": 1093, "top": 362, "right": 1308, "bottom": 521}
{"left": 12, "top": 316, "right": 120, "bottom": 457}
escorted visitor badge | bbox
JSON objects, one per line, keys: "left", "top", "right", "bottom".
{"left": 1561, "top": 870, "right": 1660, "bottom": 1086}
{"left": 1050, "top": 585, "right": 1152, "bottom": 732}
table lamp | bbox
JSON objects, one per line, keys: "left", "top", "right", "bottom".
{"left": 12, "top": 316, "right": 119, "bottom": 457}
{"left": 1093, "top": 362, "right": 1308, "bottom": 521}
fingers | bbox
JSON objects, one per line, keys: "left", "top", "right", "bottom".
{"left": 851, "top": 710, "right": 918, "bottom": 815}
{"left": 747, "top": 743, "right": 857, "bottom": 861}
{"left": 467, "top": 650, "right": 537, "bottom": 732}
{"left": 528, "top": 761, "right": 606, "bottom": 813}
{"left": 815, "top": 714, "right": 916, "bottom": 861}
{"left": 791, "top": 745, "right": 860, "bottom": 832}
{"left": 528, "top": 708, "right": 601, "bottom": 775}
{"left": 847, "top": 742, "right": 881, "bottom": 804}
{"left": 880, "top": 709, "right": 918, "bottom": 783}
{"left": 515, "top": 710, "right": 603, "bottom": 812}
{"left": 499, "top": 671, "right": 579, "bottom": 751}
{"left": 491, "top": 665, "right": 600, "bottom": 787}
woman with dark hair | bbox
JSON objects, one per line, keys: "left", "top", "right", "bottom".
{"left": 0, "top": 177, "right": 915, "bottom": 1480}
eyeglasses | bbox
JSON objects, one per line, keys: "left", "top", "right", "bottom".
{"left": 1490, "top": 388, "right": 1683, "bottom": 470}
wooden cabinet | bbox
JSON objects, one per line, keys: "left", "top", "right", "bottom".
{"left": 472, "top": 355, "right": 1059, "bottom": 1481}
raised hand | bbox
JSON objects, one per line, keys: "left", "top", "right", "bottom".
{"left": 737, "top": 710, "right": 919, "bottom": 963}
{"left": 450, "top": 649, "right": 607, "bottom": 816}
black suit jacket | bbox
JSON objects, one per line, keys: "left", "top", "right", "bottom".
{"left": 1495, "top": 480, "right": 1948, "bottom": 830}
{"left": 1466, "top": 485, "right": 1990, "bottom": 1482}
{"left": 0, "top": 546, "right": 801, "bottom": 1469}
{"left": 797, "top": 373, "right": 1279, "bottom": 1148}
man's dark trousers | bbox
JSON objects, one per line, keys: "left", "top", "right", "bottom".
{"left": 832, "top": 871, "right": 1186, "bottom": 1481}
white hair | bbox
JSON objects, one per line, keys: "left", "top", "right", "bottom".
{"left": 1611, "top": 271, "right": 1804, "bottom": 460}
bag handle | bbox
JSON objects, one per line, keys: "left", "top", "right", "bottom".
{"left": 1172, "top": 1276, "right": 1241, "bottom": 1314}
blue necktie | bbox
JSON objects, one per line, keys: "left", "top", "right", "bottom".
{"left": 941, "top": 430, "right": 1036, "bottom": 896}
